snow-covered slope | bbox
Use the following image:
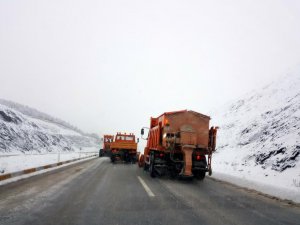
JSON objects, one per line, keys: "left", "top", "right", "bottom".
{"left": 0, "top": 101, "right": 99, "bottom": 154}
{"left": 212, "top": 67, "right": 300, "bottom": 198}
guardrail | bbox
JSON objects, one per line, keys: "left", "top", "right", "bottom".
{"left": 0, "top": 154, "right": 97, "bottom": 182}
{"left": 0, "top": 151, "right": 98, "bottom": 158}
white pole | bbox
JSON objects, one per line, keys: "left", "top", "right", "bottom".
{"left": 58, "top": 149, "right": 60, "bottom": 163}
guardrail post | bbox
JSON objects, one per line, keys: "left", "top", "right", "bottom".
{"left": 57, "top": 150, "right": 60, "bottom": 163}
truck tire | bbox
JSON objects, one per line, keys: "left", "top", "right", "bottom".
{"left": 149, "top": 160, "right": 156, "bottom": 178}
{"left": 149, "top": 152, "right": 156, "bottom": 177}
{"left": 169, "top": 166, "right": 177, "bottom": 179}
{"left": 143, "top": 163, "right": 149, "bottom": 171}
{"left": 132, "top": 155, "right": 137, "bottom": 164}
{"left": 195, "top": 171, "right": 206, "bottom": 180}
{"left": 111, "top": 155, "right": 115, "bottom": 163}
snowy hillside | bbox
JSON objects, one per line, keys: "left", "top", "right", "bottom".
{"left": 0, "top": 100, "right": 99, "bottom": 154}
{"left": 212, "top": 67, "right": 300, "bottom": 197}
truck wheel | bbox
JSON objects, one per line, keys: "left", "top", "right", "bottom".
{"left": 111, "top": 156, "right": 115, "bottom": 163}
{"left": 143, "top": 163, "right": 149, "bottom": 171}
{"left": 131, "top": 156, "right": 137, "bottom": 164}
{"left": 195, "top": 171, "right": 206, "bottom": 180}
{"left": 149, "top": 161, "right": 156, "bottom": 178}
{"left": 169, "top": 167, "right": 177, "bottom": 179}
{"left": 209, "top": 168, "right": 212, "bottom": 176}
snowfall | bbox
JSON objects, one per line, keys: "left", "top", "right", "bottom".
{"left": 0, "top": 67, "right": 300, "bottom": 203}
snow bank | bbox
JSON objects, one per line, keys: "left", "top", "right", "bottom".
{"left": 0, "top": 147, "right": 98, "bottom": 174}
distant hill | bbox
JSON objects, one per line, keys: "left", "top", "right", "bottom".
{"left": 0, "top": 99, "right": 99, "bottom": 153}
{"left": 0, "top": 99, "right": 99, "bottom": 139}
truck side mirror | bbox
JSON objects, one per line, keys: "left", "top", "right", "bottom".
{"left": 137, "top": 138, "right": 139, "bottom": 143}
{"left": 141, "top": 128, "right": 144, "bottom": 135}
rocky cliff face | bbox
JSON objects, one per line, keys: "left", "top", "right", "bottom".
{"left": 0, "top": 102, "right": 98, "bottom": 154}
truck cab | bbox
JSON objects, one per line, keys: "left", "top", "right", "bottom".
{"left": 110, "top": 132, "right": 138, "bottom": 163}
{"left": 99, "top": 135, "right": 114, "bottom": 157}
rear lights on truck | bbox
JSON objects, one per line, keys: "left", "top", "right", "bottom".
{"left": 155, "top": 153, "right": 165, "bottom": 159}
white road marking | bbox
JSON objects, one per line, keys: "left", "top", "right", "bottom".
{"left": 137, "top": 176, "right": 155, "bottom": 197}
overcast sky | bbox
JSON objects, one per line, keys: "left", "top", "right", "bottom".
{"left": 1, "top": 0, "right": 300, "bottom": 137}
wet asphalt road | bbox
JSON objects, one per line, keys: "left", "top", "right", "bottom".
{"left": 0, "top": 157, "right": 299, "bottom": 225}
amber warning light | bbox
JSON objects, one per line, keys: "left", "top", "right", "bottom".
{"left": 164, "top": 118, "right": 170, "bottom": 126}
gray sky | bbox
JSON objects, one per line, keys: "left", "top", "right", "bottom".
{"left": 1, "top": 0, "right": 300, "bottom": 138}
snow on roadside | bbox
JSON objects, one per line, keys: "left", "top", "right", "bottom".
{"left": 0, "top": 156, "right": 106, "bottom": 187}
{"left": 211, "top": 159, "right": 300, "bottom": 203}
{"left": 0, "top": 147, "right": 99, "bottom": 174}
{"left": 212, "top": 145, "right": 300, "bottom": 194}
{"left": 211, "top": 171, "right": 300, "bottom": 203}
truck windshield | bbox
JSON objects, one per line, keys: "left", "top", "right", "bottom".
{"left": 116, "top": 136, "right": 134, "bottom": 141}
{"left": 125, "top": 136, "right": 134, "bottom": 141}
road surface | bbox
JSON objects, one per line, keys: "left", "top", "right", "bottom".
{"left": 0, "top": 157, "right": 299, "bottom": 225}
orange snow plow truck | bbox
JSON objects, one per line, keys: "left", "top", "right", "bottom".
{"left": 139, "top": 110, "right": 218, "bottom": 180}
{"left": 99, "top": 135, "right": 114, "bottom": 157}
{"left": 110, "top": 132, "right": 138, "bottom": 163}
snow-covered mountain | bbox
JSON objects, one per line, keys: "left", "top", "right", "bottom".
{"left": 0, "top": 100, "right": 99, "bottom": 154}
{"left": 212, "top": 67, "right": 300, "bottom": 194}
